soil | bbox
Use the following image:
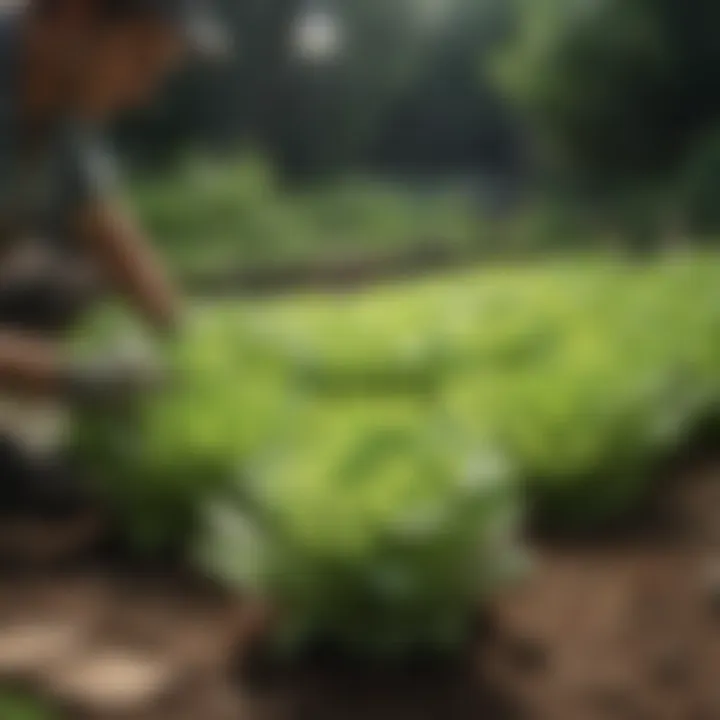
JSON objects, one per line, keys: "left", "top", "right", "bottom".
{"left": 184, "top": 243, "right": 464, "bottom": 298}
{"left": 2, "top": 457, "right": 720, "bottom": 720}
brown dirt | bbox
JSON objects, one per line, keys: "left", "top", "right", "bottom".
{"left": 2, "top": 459, "right": 720, "bottom": 719}
{"left": 185, "top": 243, "right": 463, "bottom": 298}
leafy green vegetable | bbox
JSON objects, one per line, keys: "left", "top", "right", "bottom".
{"left": 197, "top": 405, "right": 521, "bottom": 654}
{"left": 72, "top": 252, "right": 720, "bottom": 651}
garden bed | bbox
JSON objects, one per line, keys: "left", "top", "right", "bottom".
{"left": 17, "top": 254, "right": 719, "bottom": 717}
{"left": 183, "top": 242, "right": 464, "bottom": 298}
{"left": 1, "top": 452, "right": 720, "bottom": 719}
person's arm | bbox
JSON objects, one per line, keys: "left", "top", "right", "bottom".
{"left": 0, "top": 328, "right": 165, "bottom": 406}
{"left": 63, "top": 127, "right": 182, "bottom": 337}
{"left": 0, "top": 330, "right": 65, "bottom": 397}
{"left": 75, "top": 196, "right": 182, "bottom": 337}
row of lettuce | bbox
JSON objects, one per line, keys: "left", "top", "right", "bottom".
{"left": 133, "top": 157, "right": 478, "bottom": 274}
{"left": 72, "top": 253, "right": 720, "bottom": 655}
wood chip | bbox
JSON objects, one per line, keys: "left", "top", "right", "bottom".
{"left": 46, "top": 649, "right": 181, "bottom": 713}
{"left": 0, "top": 621, "right": 86, "bottom": 676}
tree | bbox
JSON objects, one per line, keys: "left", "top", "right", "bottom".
{"left": 494, "top": 0, "right": 720, "bottom": 191}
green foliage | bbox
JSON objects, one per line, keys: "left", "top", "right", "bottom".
{"left": 0, "top": 691, "right": 58, "bottom": 720}
{"left": 72, "top": 306, "right": 292, "bottom": 554}
{"left": 121, "top": 0, "right": 512, "bottom": 179}
{"left": 73, "top": 299, "right": 524, "bottom": 652}
{"left": 446, "top": 258, "right": 720, "bottom": 520}
{"left": 198, "top": 403, "right": 521, "bottom": 654}
{"left": 680, "top": 127, "right": 720, "bottom": 235}
{"left": 494, "top": 0, "right": 720, "bottom": 188}
{"left": 73, "top": 254, "right": 720, "bottom": 652}
{"left": 131, "top": 156, "right": 478, "bottom": 274}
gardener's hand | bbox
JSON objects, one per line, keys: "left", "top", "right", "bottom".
{"left": 63, "top": 353, "right": 167, "bottom": 411}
